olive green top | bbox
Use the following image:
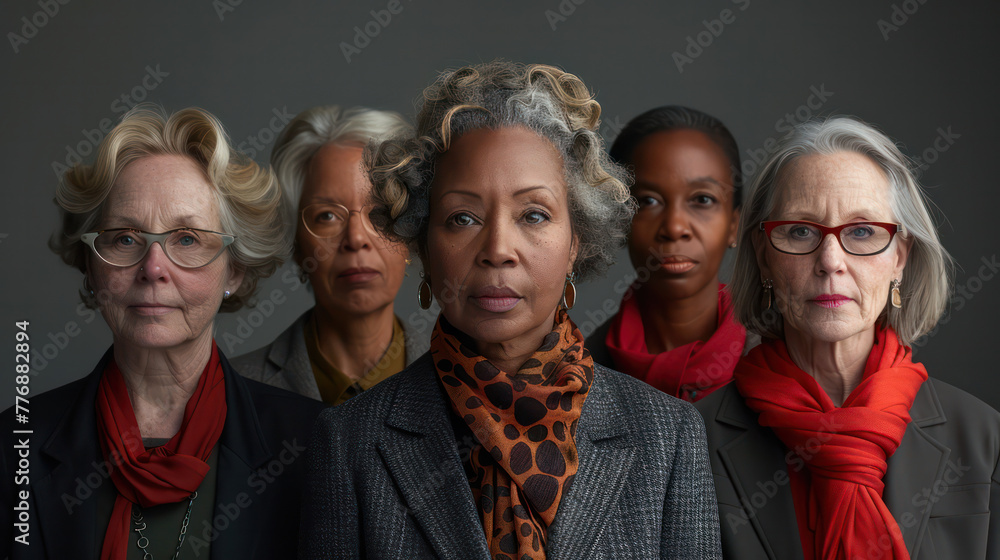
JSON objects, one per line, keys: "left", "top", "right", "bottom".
{"left": 96, "top": 439, "right": 219, "bottom": 559}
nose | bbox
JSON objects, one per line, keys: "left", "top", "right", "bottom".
{"left": 814, "top": 233, "right": 847, "bottom": 276}
{"left": 340, "top": 210, "right": 372, "bottom": 252}
{"left": 136, "top": 241, "right": 172, "bottom": 283}
{"left": 477, "top": 220, "right": 518, "bottom": 268}
{"left": 657, "top": 202, "right": 692, "bottom": 241}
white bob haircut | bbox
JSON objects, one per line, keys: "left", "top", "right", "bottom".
{"left": 730, "top": 116, "right": 954, "bottom": 346}
{"left": 270, "top": 105, "right": 413, "bottom": 234}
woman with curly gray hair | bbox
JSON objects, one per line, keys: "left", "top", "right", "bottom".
{"left": 301, "top": 61, "right": 722, "bottom": 559}
{"left": 0, "top": 106, "right": 324, "bottom": 560}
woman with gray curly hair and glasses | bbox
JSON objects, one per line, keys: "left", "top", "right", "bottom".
{"left": 300, "top": 60, "right": 722, "bottom": 559}
{"left": 231, "top": 105, "right": 424, "bottom": 406}
{"left": 0, "top": 106, "right": 324, "bottom": 559}
{"left": 695, "top": 116, "right": 1000, "bottom": 559}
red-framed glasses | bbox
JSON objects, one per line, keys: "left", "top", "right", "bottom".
{"left": 759, "top": 220, "right": 905, "bottom": 256}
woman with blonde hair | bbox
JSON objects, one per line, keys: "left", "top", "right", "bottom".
{"left": 0, "top": 106, "right": 324, "bottom": 559}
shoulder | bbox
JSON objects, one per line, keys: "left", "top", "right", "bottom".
{"left": 223, "top": 356, "right": 327, "bottom": 438}
{"left": 311, "top": 353, "right": 437, "bottom": 437}
{"left": 228, "top": 310, "right": 310, "bottom": 380}
{"left": 588, "top": 364, "right": 706, "bottom": 442}
{"left": 923, "top": 376, "right": 1000, "bottom": 436}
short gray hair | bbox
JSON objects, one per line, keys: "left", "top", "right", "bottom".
{"left": 730, "top": 116, "right": 953, "bottom": 346}
{"left": 270, "top": 106, "right": 412, "bottom": 233}
{"left": 367, "top": 60, "right": 635, "bottom": 282}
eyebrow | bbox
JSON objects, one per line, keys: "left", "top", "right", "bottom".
{"left": 103, "top": 214, "right": 207, "bottom": 229}
{"left": 687, "top": 176, "right": 730, "bottom": 189}
{"left": 439, "top": 185, "right": 558, "bottom": 199}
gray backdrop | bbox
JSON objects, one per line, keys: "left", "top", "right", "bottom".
{"left": 2, "top": 0, "right": 998, "bottom": 410}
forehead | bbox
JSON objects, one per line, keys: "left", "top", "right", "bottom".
{"left": 103, "top": 154, "right": 220, "bottom": 227}
{"left": 301, "top": 143, "right": 367, "bottom": 206}
{"left": 631, "top": 129, "right": 730, "bottom": 177}
{"left": 432, "top": 126, "right": 567, "bottom": 201}
{"left": 773, "top": 151, "right": 893, "bottom": 221}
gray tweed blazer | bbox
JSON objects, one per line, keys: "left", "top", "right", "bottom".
{"left": 300, "top": 353, "right": 723, "bottom": 559}
{"left": 695, "top": 378, "right": 1000, "bottom": 559}
{"left": 230, "top": 308, "right": 427, "bottom": 401}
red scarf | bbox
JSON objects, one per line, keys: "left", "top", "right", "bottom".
{"left": 96, "top": 342, "right": 227, "bottom": 560}
{"left": 432, "top": 309, "right": 593, "bottom": 560}
{"left": 733, "top": 328, "right": 927, "bottom": 560}
{"left": 605, "top": 284, "right": 746, "bottom": 401}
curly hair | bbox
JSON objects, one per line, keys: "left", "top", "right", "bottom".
{"left": 50, "top": 104, "right": 289, "bottom": 312}
{"left": 366, "top": 60, "right": 635, "bottom": 281}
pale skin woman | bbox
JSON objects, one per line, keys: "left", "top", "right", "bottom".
{"left": 296, "top": 143, "right": 409, "bottom": 380}
{"left": 425, "top": 126, "right": 577, "bottom": 373}
{"left": 756, "top": 151, "right": 910, "bottom": 405}
{"left": 87, "top": 154, "right": 244, "bottom": 438}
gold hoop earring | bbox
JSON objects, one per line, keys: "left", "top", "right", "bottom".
{"left": 417, "top": 274, "right": 433, "bottom": 310}
{"left": 561, "top": 273, "right": 577, "bottom": 310}
{"left": 762, "top": 279, "right": 774, "bottom": 310}
{"left": 890, "top": 279, "right": 902, "bottom": 309}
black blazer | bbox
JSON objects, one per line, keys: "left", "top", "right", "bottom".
{"left": 0, "top": 347, "right": 326, "bottom": 559}
{"left": 695, "top": 378, "right": 1000, "bottom": 559}
{"left": 300, "top": 353, "right": 723, "bottom": 559}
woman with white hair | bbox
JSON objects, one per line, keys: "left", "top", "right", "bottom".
{"left": 695, "top": 116, "right": 999, "bottom": 559}
{"left": 232, "top": 106, "right": 424, "bottom": 405}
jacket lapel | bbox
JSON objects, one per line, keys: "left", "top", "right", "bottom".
{"left": 882, "top": 379, "right": 949, "bottom": 558}
{"left": 33, "top": 353, "right": 110, "bottom": 558}
{"left": 545, "top": 368, "right": 638, "bottom": 559}
{"left": 266, "top": 310, "right": 322, "bottom": 400}
{"left": 714, "top": 387, "right": 803, "bottom": 560}
{"left": 210, "top": 352, "right": 276, "bottom": 560}
{"left": 378, "top": 358, "right": 491, "bottom": 559}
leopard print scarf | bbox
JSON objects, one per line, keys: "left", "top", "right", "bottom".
{"left": 432, "top": 308, "right": 594, "bottom": 559}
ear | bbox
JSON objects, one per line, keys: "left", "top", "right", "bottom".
{"left": 892, "top": 229, "right": 913, "bottom": 280}
{"left": 226, "top": 263, "right": 246, "bottom": 295}
{"left": 728, "top": 207, "right": 741, "bottom": 247}
{"left": 753, "top": 228, "right": 773, "bottom": 281}
{"left": 567, "top": 233, "right": 580, "bottom": 277}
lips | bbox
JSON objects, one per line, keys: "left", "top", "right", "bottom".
{"left": 658, "top": 255, "right": 698, "bottom": 274}
{"left": 471, "top": 286, "right": 522, "bottom": 313}
{"left": 811, "top": 294, "right": 853, "bottom": 309}
{"left": 338, "top": 267, "right": 381, "bottom": 283}
{"left": 130, "top": 303, "right": 175, "bottom": 316}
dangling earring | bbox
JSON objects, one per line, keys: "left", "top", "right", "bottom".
{"left": 83, "top": 275, "right": 94, "bottom": 296}
{"left": 561, "top": 273, "right": 577, "bottom": 310}
{"left": 417, "top": 273, "right": 433, "bottom": 310}
{"left": 298, "top": 269, "right": 309, "bottom": 284}
{"left": 762, "top": 279, "right": 773, "bottom": 310}
{"left": 890, "top": 279, "right": 902, "bottom": 309}
{"left": 729, "top": 242, "right": 737, "bottom": 248}
{"left": 223, "top": 290, "right": 231, "bottom": 300}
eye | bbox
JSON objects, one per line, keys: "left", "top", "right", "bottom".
{"left": 449, "top": 212, "right": 478, "bottom": 227}
{"left": 636, "top": 195, "right": 660, "bottom": 209}
{"left": 523, "top": 210, "right": 550, "bottom": 224}
{"left": 692, "top": 194, "right": 717, "bottom": 206}
{"left": 114, "top": 234, "right": 136, "bottom": 246}
{"left": 789, "top": 225, "right": 817, "bottom": 239}
{"left": 845, "top": 224, "right": 875, "bottom": 239}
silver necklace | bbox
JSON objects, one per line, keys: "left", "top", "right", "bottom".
{"left": 131, "top": 491, "right": 198, "bottom": 560}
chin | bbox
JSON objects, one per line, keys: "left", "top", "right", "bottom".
{"left": 787, "top": 318, "right": 870, "bottom": 345}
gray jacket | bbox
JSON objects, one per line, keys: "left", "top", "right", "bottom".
{"left": 230, "top": 308, "right": 427, "bottom": 401}
{"left": 300, "top": 353, "right": 723, "bottom": 559}
{"left": 695, "top": 378, "right": 1000, "bottom": 559}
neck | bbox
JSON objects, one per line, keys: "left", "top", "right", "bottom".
{"left": 313, "top": 304, "right": 396, "bottom": 381}
{"left": 784, "top": 326, "right": 875, "bottom": 406}
{"left": 635, "top": 280, "right": 720, "bottom": 354}
{"left": 475, "top": 309, "right": 558, "bottom": 374}
{"left": 113, "top": 334, "right": 214, "bottom": 440}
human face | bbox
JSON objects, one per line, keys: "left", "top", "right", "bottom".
{"left": 426, "top": 127, "right": 577, "bottom": 350}
{"left": 296, "top": 143, "right": 408, "bottom": 318}
{"left": 756, "top": 151, "right": 910, "bottom": 345}
{"left": 627, "top": 129, "right": 739, "bottom": 300}
{"left": 88, "top": 154, "right": 244, "bottom": 351}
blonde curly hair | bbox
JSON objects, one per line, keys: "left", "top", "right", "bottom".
{"left": 366, "top": 60, "right": 635, "bottom": 281}
{"left": 50, "top": 105, "right": 289, "bottom": 312}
